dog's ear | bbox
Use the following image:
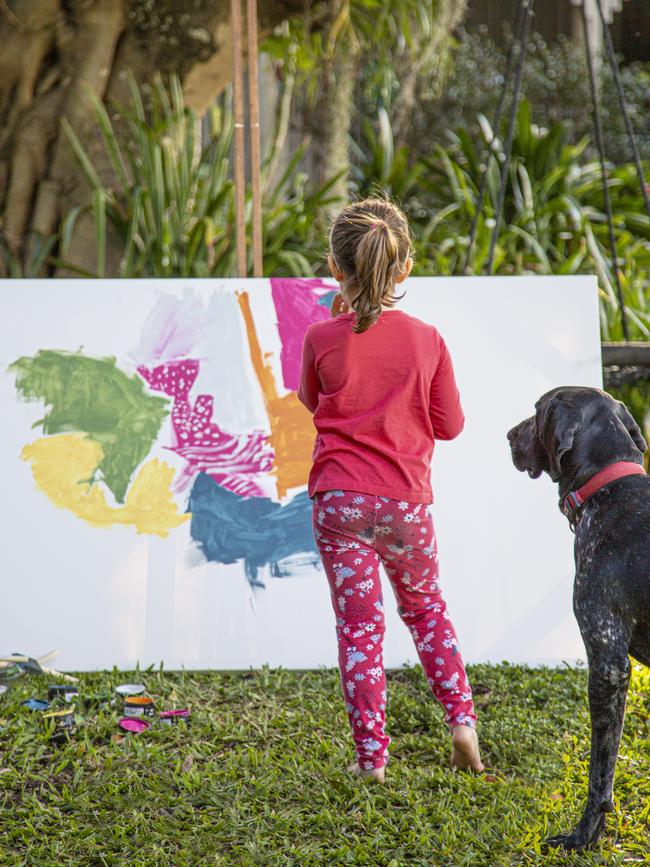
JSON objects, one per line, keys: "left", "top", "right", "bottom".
{"left": 616, "top": 401, "right": 647, "bottom": 454}
{"left": 537, "top": 399, "right": 583, "bottom": 481}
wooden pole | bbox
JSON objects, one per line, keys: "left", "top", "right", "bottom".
{"left": 246, "top": 0, "right": 263, "bottom": 277}
{"left": 231, "top": 0, "right": 247, "bottom": 276}
{"left": 602, "top": 343, "right": 650, "bottom": 367}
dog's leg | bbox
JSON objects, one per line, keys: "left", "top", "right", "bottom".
{"left": 547, "top": 642, "right": 630, "bottom": 851}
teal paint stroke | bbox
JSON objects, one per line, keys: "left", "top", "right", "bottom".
{"left": 10, "top": 350, "right": 169, "bottom": 503}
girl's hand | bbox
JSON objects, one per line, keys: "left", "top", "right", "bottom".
{"left": 331, "top": 293, "right": 350, "bottom": 318}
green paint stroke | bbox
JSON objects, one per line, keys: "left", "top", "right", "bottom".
{"left": 10, "top": 350, "right": 169, "bottom": 503}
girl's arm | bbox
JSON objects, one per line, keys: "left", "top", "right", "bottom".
{"left": 298, "top": 332, "right": 319, "bottom": 413}
{"left": 429, "top": 339, "right": 465, "bottom": 440}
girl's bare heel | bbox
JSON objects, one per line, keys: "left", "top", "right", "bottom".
{"left": 450, "top": 725, "right": 484, "bottom": 773}
{"left": 348, "top": 760, "right": 385, "bottom": 783}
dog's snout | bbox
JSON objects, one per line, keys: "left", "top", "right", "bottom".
{"left": 507, "top": 424, "right": 521, "bottom": 444}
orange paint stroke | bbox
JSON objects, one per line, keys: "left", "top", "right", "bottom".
{"left": 237, "top": 291, "right": 313, "bottom": 499}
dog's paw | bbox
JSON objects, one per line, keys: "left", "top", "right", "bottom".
{"left": 545, "top": 815, "right": 606, "bottom": 851}
{"left": 545, "top": 832, "right": 585, "bottom": 851}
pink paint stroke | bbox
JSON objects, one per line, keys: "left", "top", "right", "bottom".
{"left": 270, "top": 278, "right": 336, "bottom": 391}
{"left": 138, "top": 360, "right": 273, "bottom": 497}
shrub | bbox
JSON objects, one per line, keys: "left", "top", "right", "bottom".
{"left": 407, "top": 29, "right": 650, "bottom": 164}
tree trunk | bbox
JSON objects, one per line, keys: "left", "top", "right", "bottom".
{"left": 303, "top": 0, "right": 359, "bottom": 222}
{"left": 309, "top": 43, "right": 357, "bottom": 211}
{"left": 393, "top": 0, "right": 469, "bottom": 151}
{"left": 0, "top": 0, "right": 303, "bottom": 276}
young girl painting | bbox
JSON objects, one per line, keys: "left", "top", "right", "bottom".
{"left": 298, "top": 198, "right": 483, "bottom": 782}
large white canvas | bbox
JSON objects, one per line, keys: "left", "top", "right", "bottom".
{"left": 0, "top": 276, "right": 601, "bottom": 670}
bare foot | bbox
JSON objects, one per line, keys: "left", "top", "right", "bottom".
{"left": 450, "top": 725, "right": 485, "bottom": 772}
{"left": 348, "top": 761, "right": 385, "bottom": 783}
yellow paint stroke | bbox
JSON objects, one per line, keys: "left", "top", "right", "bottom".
{"left": 22, "top": 434, "right": 189, "bottom": 537}
{"left": 237, "top": 291, "right": 313, "bottom": 499}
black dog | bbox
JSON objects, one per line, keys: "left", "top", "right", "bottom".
{"left": 508, "top": 386, "right": 649, "bottom": 850}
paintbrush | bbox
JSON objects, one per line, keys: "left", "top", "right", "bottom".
{"left": 0, "top": 651, "right": 78, "bottom": 683}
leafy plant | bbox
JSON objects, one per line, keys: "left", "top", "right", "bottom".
{"left": 0, "top": 231, "right": 58, "bottom": 278}
{"left": 350, "top": 106, "right": 426, "bottom": 203}
{"left": 407, "top": 28, "right": 650, "bottom": 165}
{"left": 421, "top": 101, "right": 650, "bottom": 339}
{"left": 60, "top": 75, "right": 338, "bottom": 278}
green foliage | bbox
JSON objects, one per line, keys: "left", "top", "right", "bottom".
{"left": 264, "top": 0, "right": 451, "bottom": 78}
{"left": 61, "top": 76, "right": 336, "bottom": 278}
{"left": 0, "top": 231, "right": 58, "bottom": 278}
{"left": 350, "top": 106, "right": 426, "bottom": 202}
{"left": 1, "top": 664, "right": 649, "bottom": 864}
{"left": 397, "top": 100, "right": 650, "bottom": 341}
{"left": 408, "top": 29, "right": 650, "bottom": 165}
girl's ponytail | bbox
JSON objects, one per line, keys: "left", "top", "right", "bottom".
{"left": 352, "top": 220, "right": 401, "bottom": 333}
{"left": 329, "top": 198, "right": 412, "bottom": 334}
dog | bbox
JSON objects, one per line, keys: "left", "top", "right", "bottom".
{"left": 507, "top": 386, "right": 649, "bottom": 850}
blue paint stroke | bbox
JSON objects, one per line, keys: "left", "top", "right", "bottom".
{"left": 317, "top": 290, "right": 338, "bottom": 310}
{"left": 188, "top": 473, "right": 319, "bottom": 588}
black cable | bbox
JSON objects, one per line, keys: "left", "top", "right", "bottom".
{"left": 486, "top": 0, "right": 534, "bottom": 275}
{"left": 582, "top": 0, "right": 629, "bottom": 341}
{"left": 462, "top": 0, "right": 526, "bottom": 275}
{"left": 595, "top": 0, "right": 650, "bottom": 221}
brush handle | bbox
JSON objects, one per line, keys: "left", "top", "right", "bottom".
{"left": 41, "top": 667, "right": 78, "bottom": 683}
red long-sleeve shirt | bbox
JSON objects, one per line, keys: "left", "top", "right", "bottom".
{"left": 298, "top": 309, "right": 464, "bottom": 504}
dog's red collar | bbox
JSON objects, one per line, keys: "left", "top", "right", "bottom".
{"left": 562, "top": 461, "right": 646, "bottom": 522}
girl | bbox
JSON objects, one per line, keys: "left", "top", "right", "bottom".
{"left": 298, "top": 198, "right": 483, "bottom": 782}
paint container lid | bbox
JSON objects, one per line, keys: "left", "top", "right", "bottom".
{"left": 43, "top": 709, "right": 74, "bottom": 720}
{"left": 159, "top": 709, "right": 191, "bottom": 720}
{"left": 124, "top": 696, "right": 154, "bottom": 706}
{"left": 22, "top": 698, "right": 50, "bottom": 711}
{"left": 115, "top": 683, "right": 146, "bottom": 697}
{"left": 119, "top": 717, "right": 150, "bottom": 734}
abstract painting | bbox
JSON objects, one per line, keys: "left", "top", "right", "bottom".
{"left": 0, "top": 277, "right": 602, "bottom": 670}
{"left": 8, "top": 278, "right": 338, "bottom": 587}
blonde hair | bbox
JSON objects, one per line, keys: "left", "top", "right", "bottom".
{"left": 329, "top": 197, "right": 412, "bottom": 333}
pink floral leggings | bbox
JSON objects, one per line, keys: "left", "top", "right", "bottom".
{"left": 313, "top": 490, "right": 477, "bottom": 770}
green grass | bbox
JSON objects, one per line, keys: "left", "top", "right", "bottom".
{"left": 1, "top": 663, "right": 649, "bottom": 865}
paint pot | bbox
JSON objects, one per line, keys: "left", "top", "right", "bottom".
{"left": 119, "top": 717, "right": 150, "bottom": 734}
{"left": 43, "top": 708, "right": 75, "bottom": 739}
{"left": 123, "top": 696, "right": 155, "bottom": 718}
{"left": 0, "top": 685, "right": 7, "bottom": 697}
{"left": 159, "top": 709, "right": 191, "bottom": 726}
{"left": 115, "top": 683, "right": 145, "bottom": 698}
{"left": 48, "top": 685, "right": 79, "bottom": 703}
{"left": 22, "top": 698, "right": 50, "bottom": 711}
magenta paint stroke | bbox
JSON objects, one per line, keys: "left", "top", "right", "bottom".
{"left": 138, "top": 360, "right": 273, "bottom": 498}
{"left": 270, "top": 278, "right": 337, "bottom": 391}
{"left": 130, "top": 291, "right": 207, "bottom": 366}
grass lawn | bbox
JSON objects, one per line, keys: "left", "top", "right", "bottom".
{"left": 1, "top": 663, "right": 649, "bottom": 866}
